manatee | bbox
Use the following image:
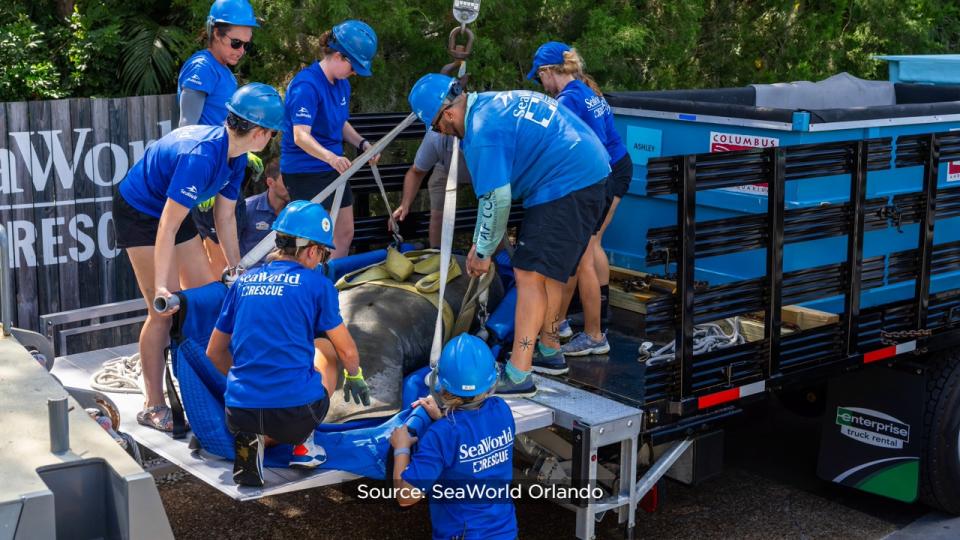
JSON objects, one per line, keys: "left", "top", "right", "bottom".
{"left": 325, "top": 255, "right": 504, "bottom": 423}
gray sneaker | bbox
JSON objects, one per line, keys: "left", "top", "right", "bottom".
{"left": 558, "top": 319, "right": 573, "bottom": 339}
{"left": 562, "top": 332, "right": 611, "bottom": 357}
{"left": 495, "top": 369, "right": 538, "bottom": 398}
{"left": 532, "top": 348, "right": 569, "bottom": 375}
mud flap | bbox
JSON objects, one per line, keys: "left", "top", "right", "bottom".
{"left": 816, "top": 365, "right": 925, "bottom": 502}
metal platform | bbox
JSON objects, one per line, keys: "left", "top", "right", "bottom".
{"left": 51, "top": 344, "right": 555, "bottom": 502}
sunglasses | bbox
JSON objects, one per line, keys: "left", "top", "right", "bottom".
{"left": 223, "top": 35, "right": 254, "bottom": 51}
{"left": 432, "top": 103, "right": 454, "bottom": 133}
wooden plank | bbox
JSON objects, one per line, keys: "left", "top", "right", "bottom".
{"left": 50, "top": 98, "right": 80, "bottom": 314}
{"left": 119, "top": 96, "right": 143, "bottom": 302}
{"left": 104, "top": 98, "right": 127, "bottom": 305}
{"left": 6, "top": 102, "right": 39, "bottom": 331}
{"left": 29, "top": 99, "right": 62, "bottom": 326}
{"left": 71, "top": 98, "right": 101, "bottom": 310}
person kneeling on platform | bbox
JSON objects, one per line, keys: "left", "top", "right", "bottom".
{"left": 207, "top": 200, "right": 371, "bottom": 487}
{"left": 390, "top": 334, "right": 518, "bottom": 540}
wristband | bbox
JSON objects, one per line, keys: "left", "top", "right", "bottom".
{"left": 394, "top": 447, "right": 411, "bottom": 456}
{"left": 357, "top": 139, "right": 369, "bottom": 152}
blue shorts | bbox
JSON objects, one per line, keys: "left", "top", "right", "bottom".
{"left": 512, "top": 181, "right": 606, "bottom": 282}
{"left": 283, "top": 171, "right": 354, "bottom": 209}
{"left": 190, "top": 197, "right": 247, "bottom": 244}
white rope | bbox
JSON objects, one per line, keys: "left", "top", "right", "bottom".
{"left": 639, "top": 318, "right": 745, "bottom": 367}
{"left": 90, "top": 353, "right": 144, "bottom": 394}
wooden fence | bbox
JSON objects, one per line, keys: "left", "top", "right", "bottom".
{"left": 0, "top": 94, "right": 178, "bottom": 334}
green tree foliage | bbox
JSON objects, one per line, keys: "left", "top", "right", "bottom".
{"left": 2, "top": 0, "right": 960, "bottom": 106}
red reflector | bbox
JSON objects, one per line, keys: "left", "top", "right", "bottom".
{"left": 640, "top": 484, "right": 659, "bottom": 513}
{"left": 698, "top": 387, "right": 740, "bottom": 409}
{"left": 864, "top": 345, "right": 896, "bottom": 364}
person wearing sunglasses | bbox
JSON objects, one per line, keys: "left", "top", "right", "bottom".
{"left": 177, "top": 0, "right": 260, "bottom": 281}
{"left": 527, "top": 42, "right": 632, "bottom": 358}
{"left": 280, "top": 20, "right": 380, "bottom": 260}
{"left": 113, "top": 83, "right": 284, "bottom": 433}
{"left": 407, "top": 74, "right": 611, "bottom": 398}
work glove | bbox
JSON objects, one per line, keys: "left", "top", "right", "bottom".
{"left": 221, "top": 265, "right": 245, "bottom": 287}
{"left": 343, "top": 367, "right": 371, "bottom": 406}
{"left": 196, "top": 196, "right": 215, "bottom": 212}
{"left": 246, "top": 152, "right": 264, "bottom": 183}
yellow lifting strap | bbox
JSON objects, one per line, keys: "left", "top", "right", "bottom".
{"left": 335, "top": 248, "right": 462, "bottom": 341}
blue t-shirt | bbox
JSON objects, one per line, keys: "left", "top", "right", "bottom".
{"left": 239, "top": 191, "right": 278, "bottom": 257}
{"left": 462, "top": 91, "right": 611, "bottom": 208}
{"left": 280, "top": 62, "right": 351, "bottom": 174}
{"left": 215, "top": 260, "right": 343, "bottom": 409}
{"left": 557, "top": 79, "right": 627, "bottom": 165}
{"left": 177, "top": 49, "right": 238, "bottom": 126}
{"left": 119, "top": 125, "right": 246, "bottom": 218}
{"left": 402, "top": 397, "right": 518, "bottom": 540}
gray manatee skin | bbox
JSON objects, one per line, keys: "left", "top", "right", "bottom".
{"left": 325, "top": 256, "right": 504, "bottom": 423}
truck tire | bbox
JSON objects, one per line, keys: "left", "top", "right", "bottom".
{"left": 919, "top": 348, "right": 960, "bottom": 514}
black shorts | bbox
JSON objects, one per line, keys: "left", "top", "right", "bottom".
{"left": 513, "top": 181, "right": 606, "bottom": 282}
{"left": 191, "top": 197, "right": 247, "bottom": 244}
{"left": 283, "top": 170, "right": 353, "bottom": 210}
{"left": 596, "top": 154, "right": 634, "bottom": 232}
{"left": 113, "top": 191, "right": 199, "bottom": 249}
{"left": 225, "top": 398, "right": 329, "bottom": 446}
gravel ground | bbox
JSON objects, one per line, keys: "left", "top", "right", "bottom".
{"left": 156, "top": 400, "right": 927, "bottom": 539}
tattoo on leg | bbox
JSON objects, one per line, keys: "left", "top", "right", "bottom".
{"left": 546, "top": 313, "right": 561, "bottom": 342}
{"left": 519, "top": 336, "right": 533, "bottom": 351}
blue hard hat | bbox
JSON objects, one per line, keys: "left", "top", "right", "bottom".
{"left": 226, "top": 83, "right": 285, "bottom": 131}
{"left": 526, "top": 41, "right": 571, "bottom": 81}
{"left": 207, "top": 0, "right": 259, "bottom": 28}
{"left": 271, "top": 200, "right": 336, "bottom": 249}
{"left": 329, "top": 20, "right": 378, "bottom": 77}
{"left": 437, "top": 334, "right": 498, "bottom": 398}
{"left": 407, "top": 73, "right": 460, "bottom": 128}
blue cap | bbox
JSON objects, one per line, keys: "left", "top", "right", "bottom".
{"left": 207, "top": 0, "right": 259, "bottom": 28}
{"left": 526, "top": 41, "right": 571, "bottom": 81}
{"left": 226, "top": 83, "right": 285, "bottom": 131}
{"left": 407, "top": 73, "right": 460, "bottom": 129}
{"left": 330, "top": 20, "right": 378, "bottom": 77}
{"left": 271, "top": 200, "right": 335, "bottom": 249}
{"left": 437, "top": 334, "right": 498, "bottom": 398}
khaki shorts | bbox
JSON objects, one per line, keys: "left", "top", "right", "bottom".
{"left": 427, "top": 165, "right": 471, "bottom": 211}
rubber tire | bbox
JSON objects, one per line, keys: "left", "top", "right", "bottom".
{"left": 919, "top": 348, "right": 960, "bottom": 515}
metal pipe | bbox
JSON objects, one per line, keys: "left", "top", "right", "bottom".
{"left": 48, "top": 397, "right": 70, "bottom": 454}
{"left": 240, "top": 113, "right": 419, "bottom": 268}
{"left": 635, "top": 438, "right": 692, "bottom": 500}
{"left": 152, "top": 295, "right": 180, "bottom": 313}
{"left": 0, "top": 224, "right": 12, "bottom": 336}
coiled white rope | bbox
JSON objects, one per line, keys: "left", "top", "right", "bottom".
{"left": 90, "top": 353, "right": 143, "bottom": 394}
{"left": 639, "top": 318, "right": 746, "bottom": 367}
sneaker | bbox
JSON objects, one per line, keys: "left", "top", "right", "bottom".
{"left": 495, "top": 369, "right": 538, "bottom": 398}
{"left": 558, "top": 319, "right": 573, "bottom": 340}
{"left": 532, "top": 348, "right": 569, "bottom": 375}
{"left": 562, "top": 332, "right": 611, "bottom": 357}
{"left": 233, "top": 432, "right": 264, "bottom": 487}
{"left": 289, "top": 436, "right": 328, "bottom": 469}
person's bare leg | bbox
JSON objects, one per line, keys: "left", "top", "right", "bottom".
{"left": 314, "top": 338, "right": 339, "bottom": 398}
{"left": 576, "top": 236, "right": 603, "bottom": 340}
{"left": 595, "top": 197, "right": 621, "bottom": 287}
{"left": 331, "top": 205, "right": 354, "bottom": 260}
{"left": 126, "top": 245, "right": 178, "bottom": 410}
{"left": 510, "top": 268, "right": 547, "bottom": 372}
{"left": 538, "top": 276, "right": 566, "bottom": 351}
{"left": 178, "top": 236, "right": 216, "bottom": 289}
{"left": 203, "top": 237, "right": 227, "bottom": 281}
{"left": 558, "top": 273, "right": 578, "bottom": 324}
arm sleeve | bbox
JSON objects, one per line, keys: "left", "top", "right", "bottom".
{"left": 473, "top": 183, "right": 512, "bottom": 257}
{"left": 314, "top": 278, "right": 344, "bottom": 334}
{"left": 178, "top": 88, "right": 206, "bottom": 127}
{"left": 413, "top": 132, "right": 442, "bottom": 172}
{"left": 166, "top": 153, "right": 215, "bottom": 208}
{"left": 286, "top": 82, "right": 320, "bottom": 127}
{"left": 401, "top": 426, "right": 452, "bottom": 491}
{"left": 214, "top": 284, "right": 239, "bottom": 334}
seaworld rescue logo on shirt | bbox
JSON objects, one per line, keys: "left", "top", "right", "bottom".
{"left": 709, "top": 131, "right": 781, "bottom": 195}
{"left": 459, "top": 427, "right": 514, "bottom": 474}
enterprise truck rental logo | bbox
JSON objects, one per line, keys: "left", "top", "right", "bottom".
{"left": 836, "top": 407, "right": 911, "bottom": 449}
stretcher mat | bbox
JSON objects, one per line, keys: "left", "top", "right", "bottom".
{"left": 52, "top": 344, "right": 554, "bottom": 501}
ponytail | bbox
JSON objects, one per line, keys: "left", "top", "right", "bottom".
{"left": 318, "top": 30, "right": 337, "bottom": 57}
{"left": 561, "top": 49, "right": 603, "bottom": 96}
